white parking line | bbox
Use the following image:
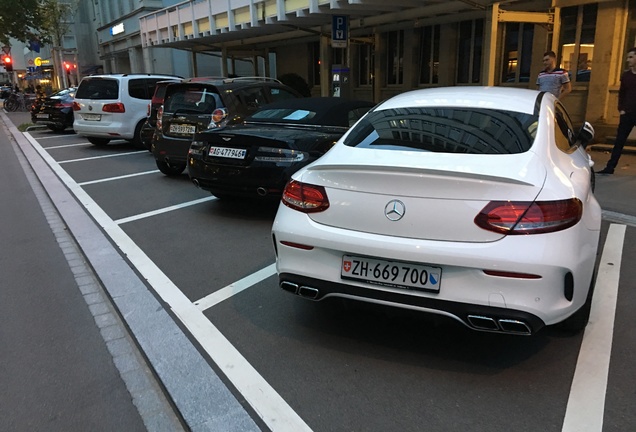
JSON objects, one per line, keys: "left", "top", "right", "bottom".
{"left": 58, "top": 150, "right": 147, "bottom": 164}
{"left": 115, "top": 196, "right": 217, "bottom": 224}
{"left": 34, "top": 136, "right": 83, "bottom": 141}
{"left": 562, "top": 223, "right": 626, "bottom": 432}
{"left": 25, "top": 133, "right": 312, "bottom": 432}
{"left": 78, "top": 170, "right": 160, "bottom": 186}
{"left": 45, "top": 142, "right": 93, "bottom": 148}
{"left": 195, "top": 264, "right": 277, "bottom": 311}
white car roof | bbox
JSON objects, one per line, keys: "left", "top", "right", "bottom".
{"left": 376, "top": 86, "right": 547, "bottom": 115}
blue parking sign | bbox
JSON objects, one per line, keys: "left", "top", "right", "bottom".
{"left": 332, "top": 15, "right": 348, "bottom": 48}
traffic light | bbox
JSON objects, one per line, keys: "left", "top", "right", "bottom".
{"left": 3, "top": 55, "right": 13, "bottom": 72}
{"left": 64, "top": 62, "right": 71, "bottom": 75}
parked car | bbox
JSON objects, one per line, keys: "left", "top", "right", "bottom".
{"left": 188, "top": 97, "right": 375, "bottom": 199}
{"left": 72, "top": 73, "right": 181, "bottom": 147}
{"left": 30, "top": 87, "right": 76, "bottom": 132}
{"left": 140, "top": 78, "right": 182, "bottom": 150}
{"left": 272, "top": 86, "right": 601, "bottom": 336}
{"left": 152, "top": 76, "right": 302, "bottom": 176}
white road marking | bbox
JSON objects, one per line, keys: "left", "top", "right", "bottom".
{"left": 78, "top": 170, "right": 160, "bottom": 186}
{"left": 45, "top": 142, "right": 93, "bottom": 148}
{"left": 115, "top": 196, "right": 217, "bottom": 224}
{"left": 195, "top": 263, "right": 277, "bottom": 311}
{"left": 26, "top": 133, "right": 312, "bottom": 432}
{"left": 58, "top": 150, "right": 147, "bottom": 163}
{"left": 562, "top": 223, "right": 626, "bottom": 432}
{"left": 33, "top": 135, "right": 84, "bottom": 141}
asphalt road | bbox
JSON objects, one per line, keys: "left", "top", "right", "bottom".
{"left": 2, "top": 109, "right": 635, "bottom": 432}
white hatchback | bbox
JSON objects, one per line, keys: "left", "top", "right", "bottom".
{"left": 272, "top": 86, "right": 601, "bottom": 335}
{"left": 73, "top": 74, "right": 181, "bottom": 147}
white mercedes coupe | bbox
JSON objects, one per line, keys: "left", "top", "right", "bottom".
{"left": 272, "top": 86, "right": 601, "bottom": 335}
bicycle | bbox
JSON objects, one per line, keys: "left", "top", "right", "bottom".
{"left": 3, "top": 92, "right": 36, "bottom": 112}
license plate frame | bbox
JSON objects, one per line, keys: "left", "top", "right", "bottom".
{"left": 82, "top": 113, "right": 101, "bottom": 121}
{"left": 36, "top": 114, "right": 49, "bottom": 119}
{"left": 341, "top": 255, "right": 441, "bottom": 292}
{"left": 169, "top": 123, "right": 196, "bottom": 134}
{"left": 208, "top": 146, "right": 247, "bottom": 159}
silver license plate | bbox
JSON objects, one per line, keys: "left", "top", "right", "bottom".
{"left": 208, "top": 146, "right": 247, "bottom": 159}
{"left": 82, "top": 114, "right": 101, "bottom": 121}
{"left": 36, "top": 114, "right": 49, "bottom": 119}
{"left": 169, "top": 124, "right": 196, "bottom": 134}
{"left": 341, "top": 255, "right": 441, "bottom": 292}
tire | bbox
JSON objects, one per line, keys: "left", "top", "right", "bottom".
{"left": 156, "top": 160, "right": 186, "bottom": 176}
{"left": 88, "top": 137, "right": 110, "bottom": 146}
{"left": 4, "top": 97, "right": 16, "bottom": 111}
{"left": 128, "top": 121, "right": 145, "bottom": 148}
{"left": 555, "top": 270, "right": 596, "bottom": 333}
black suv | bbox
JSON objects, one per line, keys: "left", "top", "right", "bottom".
{"left": 152, "top": 77, "right": 302, "bottom": 176}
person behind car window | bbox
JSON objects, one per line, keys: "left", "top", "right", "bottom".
{"left": 537, "top": 51, "right": 571, "bottom": 99}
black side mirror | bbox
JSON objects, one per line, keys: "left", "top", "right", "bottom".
{"left": 577, "top": 121, "right": 594, "bottom": 148}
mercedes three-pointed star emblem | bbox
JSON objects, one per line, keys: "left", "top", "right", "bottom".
{"left": 384, "top": 200, "right": 405, "bottom": 221}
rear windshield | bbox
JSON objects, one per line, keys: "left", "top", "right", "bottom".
{"left": 75, "top": 78, "right": 119, "bottom": 100}
{"left": 343, "top": 107, "right": 538, "bottom": 154}
{"left": 164, "top": 86, "right": 222, "bottom": 114}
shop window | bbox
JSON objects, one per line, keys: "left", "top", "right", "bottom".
{"left": 387, "top": 30, "right": 404, "bottom": 85}
{"left": 358, "top": 43, "right": 374, "bottom": 86}
{"left": 560, "top": 4, "right": 597, "bottom": 84}
{"left": 457, "top": 19, "right": 484, "bottom": 84}
{"left": 418, "top": 25, "right": 440, "bottom": 85}
{"left": 501, "top": 23, "right": 534, "bottom": 84}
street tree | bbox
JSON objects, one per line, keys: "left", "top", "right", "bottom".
{"left": 0, "top": 0, "right": 47, "bottom": 46}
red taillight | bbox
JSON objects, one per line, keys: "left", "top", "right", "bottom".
{"left": 72, "top": 101, "right": 80, "bottom": 111}
{"left": 282, "top": 180, "right": 330, "bottom": 213}
{"left": 474, "top": 198, "right": 582, "bottom": 235}
{"left": 157, "top": 106, "right": 163, "bottom": 128}
{"left": 54, "top": 102, "right": 73, "bottom": 109}
{"left": 102, "top": 102, "right": 125, "bottom": 113}
{"left": 146, "top": 103, "right": 150, "bottom": 116}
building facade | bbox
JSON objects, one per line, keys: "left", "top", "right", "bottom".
{"left": 125, "top": 0, "right": 633, "bottom": 137}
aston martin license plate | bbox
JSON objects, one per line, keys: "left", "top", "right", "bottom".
{"left": 208, "top": 146, "right": 247, "bottom": 159}
{"left": 341, "top": 255, "right": 441, "bottom": 292}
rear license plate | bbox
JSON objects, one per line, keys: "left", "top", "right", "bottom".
{"left": 341, "top": 255, "right": 441, "bottom": 292}
{"left": 82, "top": 114, "right": 101, "bottom": 121}
{"left": 36, "top": 114, "right": 49, "bottom": 119}
{"left": 208, "top": 146, "right": 247, "bottom": 159}
{"left": 169, "top": 124, "right": 196, "bottom": 134}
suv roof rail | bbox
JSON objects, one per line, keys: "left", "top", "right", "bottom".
{"left": 222, "top": 76, "right": 282, "bottom": 84}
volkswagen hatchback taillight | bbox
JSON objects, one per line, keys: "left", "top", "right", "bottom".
{"left": 474, "top": 198, "right": 583, "bottom": 235}
{"left": 282, "top": 180, "right": 330, "bottom": 213}
{"left": 102, "top": 102, "right": 125, "bottom": 113}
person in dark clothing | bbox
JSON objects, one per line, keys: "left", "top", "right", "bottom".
{"left": 598, "top": 47, "right": 636, "bottom": 174}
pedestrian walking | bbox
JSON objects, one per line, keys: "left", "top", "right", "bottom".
{"left": 597, "top": 47, "right": 636, "bottom": 175}
{"left": 537, "top": 51, "right": 571, "bottom": 99}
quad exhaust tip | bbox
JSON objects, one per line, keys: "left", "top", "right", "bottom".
{"left": 467, "top": 315, "right": 532, "bottom": 335}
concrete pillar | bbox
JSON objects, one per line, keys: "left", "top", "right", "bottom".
{"left": 585, "top": 1, "right": 628, "bottom": 126}
{"left": 320, "top": 34, "right": 330, "bottom": 97}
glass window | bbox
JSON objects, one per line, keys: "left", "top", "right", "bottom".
{"left": 554, "top": 102, "right": 576, "bottom": 152}
{"left": 343, "top": 107, "right": 538, "bottom": 154}
{"left": 268, "top": 87, "right": 299, "bottom": 102}
{"left": 419, "top": 25, "right": 440, "bottom": 84}
{"left": 238, "top": 87, "right": 268, "bottom": 112}
{"left": 457, "top": 20, "right": 484, "bottom": 84}
{"left": 387, "top": 30, "right": 404, "bottom": 85}
{"left": 128, "top": 79, "right": 148, "bottom": 99}
{"left": 164, "top": 86, "right": 221, "bottom": 114}
{"left": 560, "top": 4, "right": 597, "bottom": 84}
{"left": 501, "top": 23, "right": 534, "bottom": 84}
{"left": 75, "top": 78, "right": 119, "bottom": 100}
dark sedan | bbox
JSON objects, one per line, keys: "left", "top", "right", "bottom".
{"left": 31, "top": 87, "right": 77, "bottom": 132}
{"left": 188, "top": 97, "right": 374, "bottom": 200}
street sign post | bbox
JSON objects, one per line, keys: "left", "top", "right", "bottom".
{"left": 331, "top": 15, "right": 349, "bottom": 48}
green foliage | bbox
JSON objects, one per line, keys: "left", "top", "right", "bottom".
{"left": 0, "top": 0, "right": 76, "bottom": 47}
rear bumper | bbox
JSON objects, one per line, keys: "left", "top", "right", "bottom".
{"left": 278, "top": 273, "right": 545, "bottom": 334}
